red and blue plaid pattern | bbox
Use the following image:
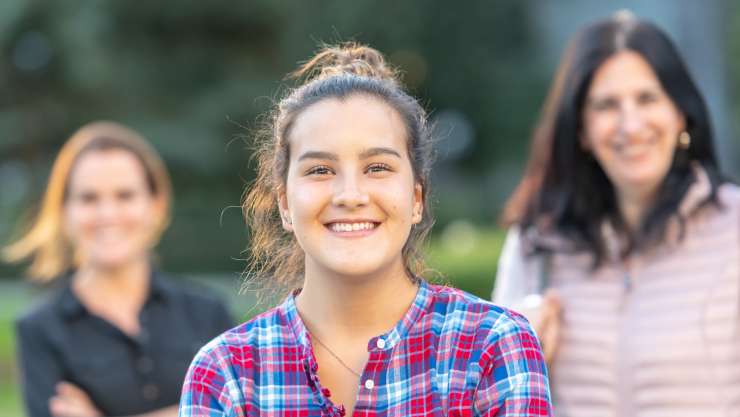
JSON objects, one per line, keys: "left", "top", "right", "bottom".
{"left": 179, "top": 280, "right": 551, "bottom": 416}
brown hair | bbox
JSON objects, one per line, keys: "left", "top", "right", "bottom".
{"left": 3, "top": 121, "right": 173, "bottom": 281}
{"left": 243, "top": 43, "right": 434, "bottom": 294}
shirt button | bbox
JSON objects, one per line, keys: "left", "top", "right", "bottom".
{"left": 137, "top": 356, "right": 154, "bottom": 374}
{"left": 142, "top": 383, "right": 160, "bottom": 401}
{"left": 376, "top": 338, "right": 386, "bottom": 349}
{"left": 364, "top": 379, "right": 375, "bottom": 390}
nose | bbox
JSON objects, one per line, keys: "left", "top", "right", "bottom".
{"left": 617, "top": 102, "right": 646, "bottom": 140}
{"left": 332, "top": 173, "right": 369, "bottom": 208}
{"left": 96, "top": 198, "right": 120, "bottom": 222}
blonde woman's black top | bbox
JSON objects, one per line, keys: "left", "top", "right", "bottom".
{"left": 15, "top": 271, "right": 234, "bottom": 417}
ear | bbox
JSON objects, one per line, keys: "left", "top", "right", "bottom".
{"left": 412, "top": 183, "right": 423, "bottom": 224}
{"left": 151, "top": 193, "right": 168, "bottom": 230}
{"left": 277, "top": 191, "right": 294, "bottom": 232}
{"left": 145, "top": 193, "right": 169, "bottom": 248}
{"left": 678, "top": 112, "right": 687, "bottom": 134}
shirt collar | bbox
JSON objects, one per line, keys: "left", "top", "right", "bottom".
{"left": 58, "top": 279, "right": 85, "bottom": 319}
{"left": 147, "top": 269, "right": 173, "bottom": 303}
{"left": 57, "top": 268, "right": 171, "bottom": 320}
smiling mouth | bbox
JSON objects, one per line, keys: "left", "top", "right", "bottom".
{"left": 326, "top": 221, "right": 380, "bottom": 233}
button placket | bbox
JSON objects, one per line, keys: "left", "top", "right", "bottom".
{"left": 136, "top": 356, "right": 154, "bottom": 374}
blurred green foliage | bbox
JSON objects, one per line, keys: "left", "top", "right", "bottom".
{"left": 0, "top": 0, "right": 545, "bottom": 278}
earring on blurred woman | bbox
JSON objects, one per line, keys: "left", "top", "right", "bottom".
{"left": 678, "top": 131, "right": 691, "bottom": 149}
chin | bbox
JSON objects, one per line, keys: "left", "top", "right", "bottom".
{"left": 88, "top": 250, "right": 144, "bottom": 270}
{"left": 322, "top": 256, "right": 398, "bottom": 281}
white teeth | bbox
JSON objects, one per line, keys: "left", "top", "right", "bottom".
{"left": 330, "top": 222, "right": 376, "bottom": 232}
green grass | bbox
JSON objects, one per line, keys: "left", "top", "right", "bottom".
{"left": 0, "top": 380, "right": 22, "bottom": 417}
{"left": 0, "top": 283, "right": 24, "bottom": 417}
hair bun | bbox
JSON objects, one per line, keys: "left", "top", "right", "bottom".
{"left": 291, "top": 42, "right": 398, "bottom": 83}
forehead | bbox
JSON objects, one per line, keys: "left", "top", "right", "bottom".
{"left": 588, "top": 50, "right": 662, "bottom": 95}
{"left": 288, "top": 95, "right": 408, "bottom": 157}
{"left": 68, "top": 149, "right": 148, "bottom": 191}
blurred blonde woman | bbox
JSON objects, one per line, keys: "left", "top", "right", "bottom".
{"left": 493, "top": 13, "right": 740, "bottom": 417}
{"left": 4, "top": 121, "right": 233, "bottom": 417}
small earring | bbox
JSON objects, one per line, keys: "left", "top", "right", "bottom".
{"left": 678, "top": 131, "right": 691, "bottom": 149}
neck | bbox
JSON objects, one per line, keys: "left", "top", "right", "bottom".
{"left": 73, "top": 258, "right": 151, "bottom": 304}
{"left": 617, "top": 187, "right": 657, "bottom": 232}
{"left": 296, "top": 258, "right": 418, "bottom": 339}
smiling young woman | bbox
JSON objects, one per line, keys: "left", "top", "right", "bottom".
{"left": 179, "top": 44, "right": 552, "bottom": 417}
{"left": 4, "top": 122, "right": 233, "bottom": 417}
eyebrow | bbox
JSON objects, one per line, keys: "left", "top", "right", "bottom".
{"left": 297, "top": 147, "right": 402, "bottom": 161}
{"left": 359, "top": 147, "right": 402, "bottom": 159}
{"left": 298, "top": 151, "right": 338, "bottom": 161}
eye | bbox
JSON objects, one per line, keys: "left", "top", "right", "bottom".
{"left": 589, "top": 97, "right": 619, "bottom": 112}
{"left": 305, "top": 165, "right": 334, "bottom": 176}
{"left": 116, "top": 189, "right": 136, "bottom": 201}
{"left": 637, "top": 90, "right": 660, "bottom": 105}
{"left": 77, "top": 191, "right": 98, "bottom": 205}
{"left": 366, "top": 163, "right": 392, "bottom": 174}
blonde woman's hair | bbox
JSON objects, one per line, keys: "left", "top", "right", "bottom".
{"left": 2, "top": 121, "right": 172, "bottom": 281}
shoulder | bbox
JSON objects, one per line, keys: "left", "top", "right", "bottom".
{"left": 182, "top": 303, "right": 297, "bottom": 413}
{"left": 15, "top": 283, "right": 70, "bottom": 334}
{"left": 718, "top": 182, "right": 740, "bottom": 208}
{"left": 426, "top": 283, "right": 536, "bottom": 342}
{"left": 188, "top": 303, "right": 295, "bottom": 373}
{"left": 498, "top": 227, "right": 528, "bottom": 264}
{"left": 425, "top": 284, "right": 545, "bottom": 385}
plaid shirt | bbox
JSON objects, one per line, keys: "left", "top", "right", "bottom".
{"left": 179, "top": 280, "right": 551, "bottom": 416}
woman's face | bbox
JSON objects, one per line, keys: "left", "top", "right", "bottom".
{"left": 64, "top": 149, "right": 163, "bottom": 270}
{"left": 279, "top": 95, "right": 423, "bottom": 281}
{"left": 581, "top": 50, "right": 685, "bottom": 201}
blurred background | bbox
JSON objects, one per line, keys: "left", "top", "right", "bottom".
{"left": 0, "top": 0, "right": 738, "bottom": 414}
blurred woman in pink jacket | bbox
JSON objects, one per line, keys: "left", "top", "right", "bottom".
{"left": 493, "top": 12, "right": 740, "bottom": 417}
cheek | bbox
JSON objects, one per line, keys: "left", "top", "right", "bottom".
{"left": 63, "top": 205, "right": 93, "bottom": 237}
{"left": 583, "top": 115, "right": 616, "bottom": 148}
{"left": 373, "top": 179, "right": 416, "bottom": 218}
{"left": 126, "top": 200, "right": 160, "bottom": 233}
{"left": 287, "top": 181, "right": 328, "bottom": 219}
{"left": 654, "top": 108, "right": 684, "bottom": 137}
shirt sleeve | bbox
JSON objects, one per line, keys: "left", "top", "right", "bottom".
{"left": 473, "top": 312, "right": 552, "bottom": 417}
{"left": 15, "top": 316, "right": 63, "bottom": 417}
{"left": 179, "top": 343, "right": 242, "bottom": 417}
{"left": 492, "top": 227, "right": 539, "bottom": 308}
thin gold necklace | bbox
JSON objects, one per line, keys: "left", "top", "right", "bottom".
{"left": 310, "top": 333, "right": 363, "bottom": 377}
